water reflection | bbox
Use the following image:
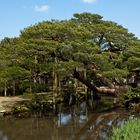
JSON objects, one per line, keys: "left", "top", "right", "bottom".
{"left": 0, "top": 103, "right": 139, "bottom": 140}
{"left": 0, "top": 103, "right": 88, "bottom": 140}
{"left": 0, "top": 131, "right": 8, "bottom": 140}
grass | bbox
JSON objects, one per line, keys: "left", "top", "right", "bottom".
{"left": 110, "top": 118, "right": 140, "bottom": 140}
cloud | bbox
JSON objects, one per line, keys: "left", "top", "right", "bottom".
{"left": 35, "top": 5, "right": 49, "bottom": 12}
{"left": 82, "top": 0, "right": 97, "bottom": 3}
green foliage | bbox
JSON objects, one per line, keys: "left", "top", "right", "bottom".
{"left": 122, "top": 88, "right": 140, "bottom": 109}
{"left": 110, "top": 119, "right": 140, "bottom": 140}
{"left": 123, "top": 88, "right": 140, "bottom": 100}
{"left": 0, "top": 12, "right": 140, "bottom": 96}
{"left": 103, "top": 69, "right": 128, "bottom": 80}
{"left": 31, "top": 83, "right": 49, "bottom": 93}
{"left": 27, "top": 94, "right": 52, "bottom": 113}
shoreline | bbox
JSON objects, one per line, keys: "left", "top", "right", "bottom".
{"left": 0, "top": 96, "right": 29, "bottom": 114}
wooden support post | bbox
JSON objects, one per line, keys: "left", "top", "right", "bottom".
{"left": 52, "top": 56, "right": 58, "bottom": 112}
{"left": 4, "top": 81, "right": 7, "bottom": 97}
{"left": 83, "top": 69, "right": 87, "bottom": 101}
{"left": 53, "top": 71, "right": 57, "bottom": 112}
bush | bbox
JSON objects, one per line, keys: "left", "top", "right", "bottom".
{"left": 123, "top": 87, "right": 140, "bottom": 100}
{"left": 110, "top": 119, "right": 140, "bottom": 140}
{"left": 122, "top": 87, "right": 140, "bottom": 108}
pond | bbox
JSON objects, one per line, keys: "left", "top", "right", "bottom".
{"left": 0, "top": 100, "right": 139, "bottom": 140}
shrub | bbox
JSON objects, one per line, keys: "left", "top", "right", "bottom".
{"left": 110, "top": 119, "right": 140, "bottom": 140}
{"left": 122, "top": 87, "right": 140, "bottom": 108}
{"left": 123, "top": 87, "right": 140, "bottom": 100}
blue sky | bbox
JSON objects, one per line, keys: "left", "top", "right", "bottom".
{"left": 0, "top": 0, "right": 140, "bottom": 39}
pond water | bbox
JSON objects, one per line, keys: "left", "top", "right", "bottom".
{"left": 0, "top": 101, "right": 139, "bottom": 140}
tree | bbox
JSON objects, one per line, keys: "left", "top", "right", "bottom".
{"left": 0, "top": 12, "right": 140, "bottom": 97}
{"left": 0, "top": 38, "right": 31, "bottom": 96}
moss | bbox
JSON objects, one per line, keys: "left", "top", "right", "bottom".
{"left": 110, "top": 119, "right": 140, "bottom": 140}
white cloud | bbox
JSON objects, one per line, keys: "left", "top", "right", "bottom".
{"left": 82, "top": 0, "right": 97, "bottom": 3}
{"left": 35, "top": 5, "right": 49, "bottom": 12}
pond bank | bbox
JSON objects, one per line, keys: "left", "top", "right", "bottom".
{"left": 0, "top": 92, "right": 139, "bottom": 118}
{"left": 0, "top": 96, "right": 29, "bottom": 115}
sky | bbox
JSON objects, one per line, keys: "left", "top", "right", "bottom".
{"left": 0, "top": 0, "right": 140, "bottom": 39}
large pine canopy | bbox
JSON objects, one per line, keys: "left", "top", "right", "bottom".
{"left": 0, "top": 12, "right": 140, "bottom": 96}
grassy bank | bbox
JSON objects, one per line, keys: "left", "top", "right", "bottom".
{"left": 110, "top": 118, "right": 140, "bottom": 140}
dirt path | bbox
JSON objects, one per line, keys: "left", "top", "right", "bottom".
{"left": 0, "top": 96, "right": 29, "bottom": 113}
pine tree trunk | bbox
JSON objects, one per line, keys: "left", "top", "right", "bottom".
{"left": 73, "top": 69, "right": 129, "bottom": 97}
{"left": 29, "top": 69, "right": 32, "bottom": 94}
{"left": 58, "top": 74, "right": 61, "bottom": 94}
{"left": 30, "top": 84, "right": 32, "bottom": 94}
{"left": 13, "top": 80, "right": 16, "bottom": 96}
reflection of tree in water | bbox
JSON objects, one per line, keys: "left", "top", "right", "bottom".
{"left": 0, "top": 131, "right": 8, "bottom": 140}
{"left": 0, "top": 107, "right": 139, "bottom": 140}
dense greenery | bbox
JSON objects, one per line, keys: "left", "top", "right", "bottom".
{"left": 124, "top": 87, "right": 140, "bottom": 101}
{"left": 0, "top": 12, "right": 140, "bottom": 98}
{"left": 122, "top": 87, "right": 140, "bottom": 112}
{"left": 110, "top": 119, "right": 140, "bottom": 140}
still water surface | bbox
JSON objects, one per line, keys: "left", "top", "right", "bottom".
{"left": 0, "top": 102, "right": 138, "bottom": 140}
